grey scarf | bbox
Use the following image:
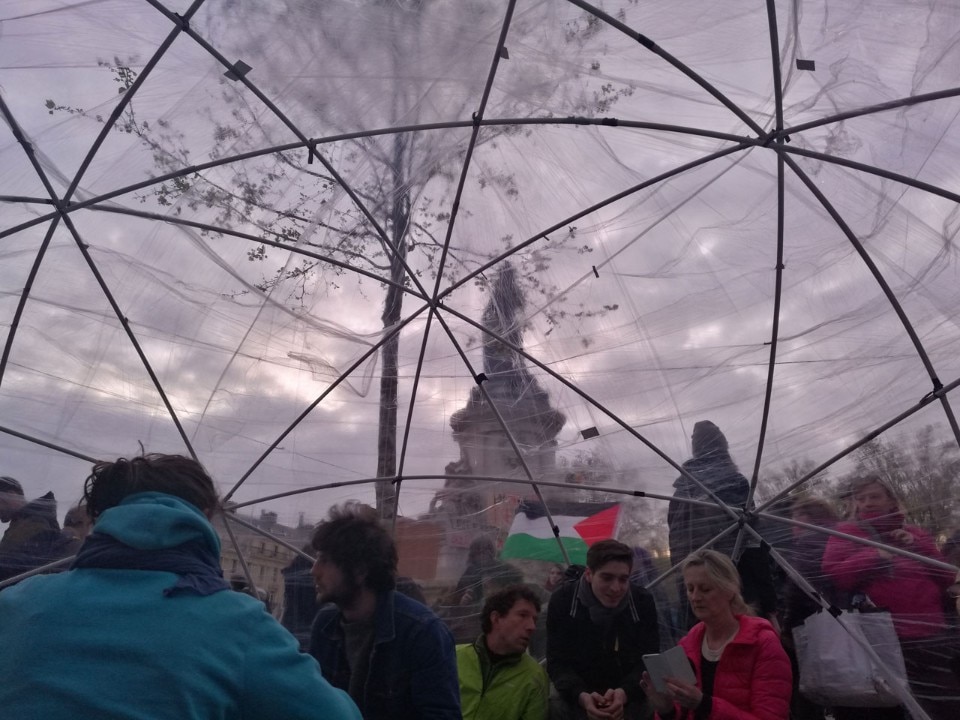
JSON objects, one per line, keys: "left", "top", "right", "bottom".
{"left": 577, "top": 573, "right": 630, "bottom": 627}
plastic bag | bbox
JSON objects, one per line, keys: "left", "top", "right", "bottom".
{"left": 792, "top": 609, "right": 909, "bottom": 708}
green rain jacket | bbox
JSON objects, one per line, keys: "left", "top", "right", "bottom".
{"left": 456, "top": 635, "right": 548, "bottom": 720}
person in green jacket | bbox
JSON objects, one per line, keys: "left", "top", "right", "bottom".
{"left": 457, "top": 584, "right": 549, "bottom": 720}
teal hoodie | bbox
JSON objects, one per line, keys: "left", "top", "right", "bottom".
{"left": 0, "top": 492, "right": 361, "bottom": 720}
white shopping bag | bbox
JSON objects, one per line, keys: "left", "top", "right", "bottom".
{"left": 792, "top": 609, "right": 908, "bottom": 708}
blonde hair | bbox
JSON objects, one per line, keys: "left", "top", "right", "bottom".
{"left": 681, "top": 549, "right": 753, "bottom": 616}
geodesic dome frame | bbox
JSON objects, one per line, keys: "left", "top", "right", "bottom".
{"left": 3, "top": 0, "right": 960, "bottom": 713}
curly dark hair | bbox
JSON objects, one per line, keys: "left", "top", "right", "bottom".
{"left": 480, "top": 584, "right": 541, "bottom": 635}
{"left": 311, "top": 502, "right": 397, "bottom": 592}
{"left": 82, "top": 454, "right": 219, "bottom": 520}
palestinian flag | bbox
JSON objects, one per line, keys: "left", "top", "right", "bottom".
{"left": 500, "top": 500, "right": 620, "bottom": 565}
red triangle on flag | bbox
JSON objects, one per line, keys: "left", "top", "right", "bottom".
{"left": 573, "top": 504, "right": 620, "bottom": 546}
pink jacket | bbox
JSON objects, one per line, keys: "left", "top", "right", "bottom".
{"left": 821, "top": 520, "right": 954, "bottom": 639}
{"left": 657, "top": 615, "right": 791, "bottom": 720}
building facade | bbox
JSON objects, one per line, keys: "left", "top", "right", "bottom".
{"left": 213, "top": 509, "right": 314, "bottom": 615}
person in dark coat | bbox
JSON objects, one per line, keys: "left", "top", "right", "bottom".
{"left": 546, "top": 539, "right": 660, "bottom": 720}
{"left": 780, "top": 497, "right": 839, "bottom": 630}
{"left": 668, "top": 421, "right": 749, "bottom": 564}
{"left": 630, "top": 545, "right": 677, "bottom": 649}
{"left": 455, "top": 536, "right": 498, "bottom": 606}
{"left": 281, "top": 544, "right": 319, "bottom": 650}
{"left": 668, "top": 421, "right": 776, "bottom": 629}
{"left": 309, "top": 502, "right": 460, "bottom": 720}
{"left": 0, "top": 477, "right": 63, "bottom": 584}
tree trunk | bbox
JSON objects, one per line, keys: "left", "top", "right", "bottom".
{"left": 375, "top": 134, "right": 410, "bottom": 520}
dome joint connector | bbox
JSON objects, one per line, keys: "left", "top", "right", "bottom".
{"left": 921, "top": 378, "right": 945, "bottom": 404}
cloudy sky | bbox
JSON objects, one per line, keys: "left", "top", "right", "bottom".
{"left": 2, "top": 0, "right": 959, "bottom": 539}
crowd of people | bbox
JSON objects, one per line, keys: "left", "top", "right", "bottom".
{"left": 0, "top": 443, "right": 959, "bottom": 720}
{"left": 0, "top": 475, "right": 90, "bottom": 583}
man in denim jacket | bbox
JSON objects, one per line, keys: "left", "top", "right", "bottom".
{"left": 309, "top": 502, "right": 461, "bottom": 720}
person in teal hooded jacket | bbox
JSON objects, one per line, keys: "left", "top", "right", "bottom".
{"left": 0, "top": 453, "right": 361, "bottom": 720}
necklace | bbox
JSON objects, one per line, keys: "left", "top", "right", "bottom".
{"left": 701, "top": 625, "right": 739, "bottom": 662}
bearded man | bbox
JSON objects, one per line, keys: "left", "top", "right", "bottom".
{"left": 309, "top": 502, "right": 460, "bottom": 720}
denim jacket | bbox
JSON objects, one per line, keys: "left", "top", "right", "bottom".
{"left": 310, "top": 590, "right": 461, "bottom": 720}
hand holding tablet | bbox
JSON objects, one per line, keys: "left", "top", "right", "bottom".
{"left": 642, "top": 646, "right": 696, "bottom": 693}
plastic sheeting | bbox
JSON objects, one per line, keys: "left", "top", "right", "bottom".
{"left": 2, "top": 0, "right": 960, "bottom": 714}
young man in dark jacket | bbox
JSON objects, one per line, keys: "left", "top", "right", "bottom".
{"left": 547, "top": 539, "right": 659, "bottom": 720}
{"left": 309, "top": 502, "right": 460, "bottom": 720}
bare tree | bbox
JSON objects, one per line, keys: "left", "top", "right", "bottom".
{"left": 844, "top": 426, "right": 959, "bottom": 536}
{"left": 48, "top": 1, "right": 628, "bottom": 516}
{"left": 754, "top": 458, "right": 829, "bottom": 505}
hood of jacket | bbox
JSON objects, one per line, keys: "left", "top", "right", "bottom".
{"left": 12, "top": 491, "right": 59, "bottom": 530}
{"left": 92, "top": 492, "right": 221, "bottom": 556}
